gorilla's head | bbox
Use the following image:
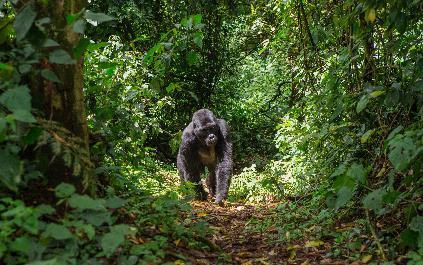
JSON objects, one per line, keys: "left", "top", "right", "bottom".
{"left": 192, "top": 109, "right": 219, "bottom": 147}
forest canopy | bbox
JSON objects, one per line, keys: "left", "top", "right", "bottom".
{"left": 0, "top": 0, "right": 422, "bottom": 264}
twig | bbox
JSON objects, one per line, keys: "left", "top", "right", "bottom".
{"left": 365, "top": 209, "right": 386, "bottom": 260}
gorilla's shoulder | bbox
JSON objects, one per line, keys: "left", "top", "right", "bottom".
{"left": 217, "top": 119, "right": 229, "bottom": 138}
{"left": 181, "top": 122, "right": 196, "bottom": 142}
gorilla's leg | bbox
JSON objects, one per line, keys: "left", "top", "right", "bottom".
{"left": 183, "top": 164, "right": 208, "bottom": 200}
{"left": 215, "top": 160, "right": 232, "bottom": 205}
{"left": 206, "top": 166, "right": 216, "bottom": 197}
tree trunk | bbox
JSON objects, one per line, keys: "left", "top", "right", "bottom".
{"left": 28, "top": 0, "right": 95, "bottom": 195}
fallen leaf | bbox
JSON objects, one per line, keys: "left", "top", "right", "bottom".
{"left": 241, "top": 261, "right": 253, "bottom": 265}
{"left": 174, "top": 238, "right": 181, "bottom": 246}
{"left": 197, "top": 212, "right": 208, "bottom": 217}
{"left": 301, "top": 260, "right": 310, "bottom": 265}
{"left": 361, "top": 254, "right": 372, "bottom": 263}
{"left": 287, "top": 244, "right": 301, "bottom": 250}
{"left": 305, "top": 240, "right": 325, "bottom": 247}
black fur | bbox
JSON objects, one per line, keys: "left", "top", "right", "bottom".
{"left": 177, "top": 109, "right": 233, "bottom": 205}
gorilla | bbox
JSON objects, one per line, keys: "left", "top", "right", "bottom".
{"left": 177, "top": 109, "right": 233, "bottom": 205}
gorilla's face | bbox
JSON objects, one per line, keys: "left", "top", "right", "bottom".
{"left": 193, "top": 109, "right": 219, "bottom": 147}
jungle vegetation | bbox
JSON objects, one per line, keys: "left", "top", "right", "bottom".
{"left": 0, "top": 0, "right": 422, "bottom": 264}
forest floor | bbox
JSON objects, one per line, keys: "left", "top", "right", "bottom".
{"left": 177, "top": 201, "right": 351, "bottom": 265}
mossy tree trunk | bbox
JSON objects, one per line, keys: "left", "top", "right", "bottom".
{"left": 28, "top": 0, "right": 95, "bottom": 195}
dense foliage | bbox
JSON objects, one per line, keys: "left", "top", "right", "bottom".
{"left": 0, "top": 0, "right": 422, "bottom": 264}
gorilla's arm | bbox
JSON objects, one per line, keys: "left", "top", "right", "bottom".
{"left": 177, "top": 123, "right": 208, "bottom": 199}
{"left": 215, "top": 119, "right": 233, "bottom": 204}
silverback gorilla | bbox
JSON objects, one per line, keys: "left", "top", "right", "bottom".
{"left": 177, "top": 109, "right": 233, "bottom": 205}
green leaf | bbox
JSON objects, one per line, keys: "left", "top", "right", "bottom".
{"left": 79, "top": 224, "right": 95, "bottom": 240}
{"left": 73, "top": 38, "right": 91, "bottom": 59}
{"left": 54, "top": 183, "right": 75, "bottom": 198}
{"left": 410, "top": 216, "right": 423, "bottom": 233}
{"left": 0, "top": 148, "right": 23, "bottom": 191}
{"left": 370, "top": 90, "right": 385, "bottom": 98}
{"left": 330, "top": 164, "right": 346, "bottom": 178}
{"left": 363, "top": 188, "right": 387, "bottom": 211}
{"left": 43, "top": 224, "right": 73, "bottom": 240}
{"left": 0, "top": 85, "right": 31, "bottom": 112}
{"left": 356, "top": 95, "right": 369, "bottom": 113}
{"left": 10, "top": 236, "right": 32, "bottom": 255}
{"left": 361, "top": 129, "right": 374, "bottom": 143}
{"left": 193, "top": 32, "right": 203, "bottom": 48}
{"left": 387, "top": 126, "right": 403, "bottom": 141}
{"left": 186, "top": 51, "right": 199, "bottom": 66}
{"left": 335, "top": 186, "right": 353, "bottom": 210}
{"left": 388, "top": 135, "right": 417, "bottom": 171}
{"left": 13, "top": 3, "right": 37, "bottom": 41}
{"left": 43, "top": 39, "right": 60, "bottom": 47}
{"left": 41, "top": 69, "right": 61, "bottom": 83}
{"left": 13, "top": 109, "right": 36, "bottom": 123}
{"left": 101, "top": 224, "right": 131, "bottom": 257}
{"left": 72, "top": 19, "right": 85, "bottom": 34}
{"left": 85, "top": 11, "right": 114, "bottom": 25}
{"left": 68, "top": 194, "right": 105, "bottom": 211}
{"left": 104, "top": 196, "right": 127, "bottom": 208}
{"left": 35, "top": 204, "right": 55, "bottom": 215}
{"left": 27, "top": 258, "right": 63, "bottom": 265}
{"left": 400, "top": 229, "right": 418, "bottom": 247}
{"left": 346, "top": 163, "right": 366, "bottom": 184}
{"left": 82, "top": 211, "right": 112, "bottom": 226}
{"left": 49, "top": 49, "right": 76, "bottom": 64}
{"left": 193, "top": 14, "right": 202, "bottom": 25}
{"left": 333, "top": 174, "right": 355, "bottom": 191}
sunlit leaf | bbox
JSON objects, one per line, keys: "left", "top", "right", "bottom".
{"left": 356, "top": 95, "right": 369, "bottom": 113}
{"left": 85, "top": 11, "right": 114, "bottom": 25}
{"left": 361, "top": 129, "right": 374, "bottom": 143}
{"left": 305, "top": 240, "right": 324, "bottom": 247}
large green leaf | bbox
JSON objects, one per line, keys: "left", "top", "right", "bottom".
{"left": 13, "top": 3, "right": 37, "bottom": 41}
{"left": 85, "top": 11, "right": 114, "bottom": 25}
{"left": 0, "top": 148, "right": 23, "bottom": 191}
{"left": 81, "top": 211, "right": 112, "bottom": 226}
{"left": 13, "top": 109, "right": 36, "bottom": 122}
{"left": 388, "top": 135, "right": 417, "bottom": 171}
{"left": 72, "top": 19, "right": 86, "bottom": 34}
{"left": 333, "top": 174, "right": 355, "bottom": 191}
{"left": 0, "top": 85, "right": 31, "bottom": 112}
{"left": 54, "top": 183, "right": 75, "bottom": 198}
{"left": 346, "top": 163, "right": 366, "bottom": 185}
{"left": 101, "top": 224, "right": 131, "bottom": 257}
{"left": 49, "top": 49, "right": 76, "bottom": 64}
{"left": 356, "top": 95, "right": 369, "bottom": 113}
{"left": 43, "top": 224, "right": 73, "bottom": 240}
{"left": 334, "top": 186, "right": 353, "bottom": 210}
{"left": 410, "top": 216, "right": 423, "bottom": 233}
{"left": 68, "top": 194, "right": 105, "bottom": 211}
{"left": 41, "top": 69, "right": 61, "bottom": 83}
{"left": 362, "top": 188, "right": 386, "bottom": 211}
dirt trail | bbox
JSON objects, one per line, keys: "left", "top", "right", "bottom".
{"left": 180, "top": 201, "right": 346, "bottom": 265}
